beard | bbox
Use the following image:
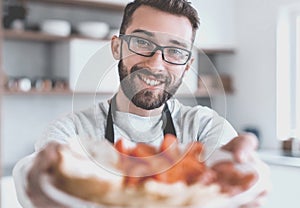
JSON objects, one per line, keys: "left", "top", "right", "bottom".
{"left": 118, "top": 60, "right": 183, "bottom": 110}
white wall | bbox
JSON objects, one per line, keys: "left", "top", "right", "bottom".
{"left": 218, "top": 0, "right": 300, "bottom": 149}
{"left": 1, "top": 94, "right": 113, "bottom": 175}
{"left": 191, "top": 0, "right": 236, "bottom": 48}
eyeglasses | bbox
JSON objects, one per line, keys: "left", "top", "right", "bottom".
{"left": 120, "top": 34, "right": 192, "bottom": 65}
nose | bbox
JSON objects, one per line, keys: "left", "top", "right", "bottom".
{"left": 145, "top": 49, "right": 165, "bottom": 70}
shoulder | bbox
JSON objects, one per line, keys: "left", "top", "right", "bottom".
{"left": 167, "top": 98, "right": 215, "bottom": 119}
{"left": 52, "top": 101, "right": 109, "bottom": 128}
{"left": 36, "top": 100, "right": 110, "bottom": 150}
{"left": 73, "top": 101, "right": 109, "bottom": 122}
{"left": 167, "top": 98, "right": 237, "bottom": 144}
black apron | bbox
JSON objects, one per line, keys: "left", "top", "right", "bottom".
{"left": 105, "top": 96, "right": 177, "bottom": 143}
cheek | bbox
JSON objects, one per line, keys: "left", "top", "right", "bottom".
{"left": 121, "top": 44, "right": 143, "bottom": 63}
{"left": 169, "top": 67, "right": 186, "bottom": 79}
{"left": 121, "top": 54, "right": 143, "bottom": 69}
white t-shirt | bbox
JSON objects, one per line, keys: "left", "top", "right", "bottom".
{"left": 36, "top": 98, "right": 237, "bottom": 151}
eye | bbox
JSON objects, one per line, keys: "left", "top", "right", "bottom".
{"left": 135, "top": 37, "right": 152, "bottom": 48}
{"left": 166, "top": 48, "right": 185, "bottom": 57}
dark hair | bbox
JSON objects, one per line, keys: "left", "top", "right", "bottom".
{"left": 119, "top": 0, "right": 200, "bottom": 43}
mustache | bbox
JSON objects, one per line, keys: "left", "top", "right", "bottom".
{"left": 130, "top": 65, "right": 168, "bottom": 81}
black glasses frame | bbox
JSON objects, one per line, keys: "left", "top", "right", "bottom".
{"left": 119, "top": 34, "right": 192, "bottom": 65}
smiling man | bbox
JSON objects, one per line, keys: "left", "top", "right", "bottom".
{"left": 116, "top": 31, "right": 190, "bottom": 111}
{"left": 112, "top": 4, "right": 196, "bottom": 116}
{"left": 13, "top": 0, "right": 268, "bottom": 207}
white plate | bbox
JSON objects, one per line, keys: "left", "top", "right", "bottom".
{"left": 40, "top": 148, "right": 269, "bottom": 208}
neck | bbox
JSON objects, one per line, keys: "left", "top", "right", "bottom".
{"left": 115, "top": 89, "right": 164, "bottom": 117}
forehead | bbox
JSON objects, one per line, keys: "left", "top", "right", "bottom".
{"left": 125, "top": 5, "right": 194, "bottom": 44}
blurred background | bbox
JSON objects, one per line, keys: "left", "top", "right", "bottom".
{"left": 1, "top": 0, "right": 300, "bottom": 207}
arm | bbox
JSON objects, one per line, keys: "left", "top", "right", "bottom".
{"left": 13, "top": 143, "right": 68, "bottom": 208}
{"left": 194, "top": 107, "right": 270, "bottom": 207}
{"left": 13, "top": 115, "right": 78, "bottom": 207}
{"left": 222, "top": 133, "right": 271, "bottom": 208}
{"left": 14, "top": 105, "right": 105, "bottom": 207}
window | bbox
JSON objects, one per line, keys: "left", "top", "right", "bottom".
{"left": 276, "top": 5, "right": 300, "bottom": 141}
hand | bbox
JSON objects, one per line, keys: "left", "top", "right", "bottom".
{"left": 221, "top": 133, "right": 271, "bottom": 208}
{"left": 222, "top": 133, "right": 259, "bottom": 163}
{"left": 26, "top": 142, "right": 67, "bottom": 208}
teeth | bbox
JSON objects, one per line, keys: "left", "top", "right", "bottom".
{"left": 141, "top": 76, "right": 161, "bottom": 86}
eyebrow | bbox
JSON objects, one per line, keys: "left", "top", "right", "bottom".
{"left": 131, "top": 29, "right": 154, "bottom": 37}
{"left": 130, "top": 29, "right": 189, "bottom": 49}
{"left": 169, "top": 39, "right": 189, "bottom": 49}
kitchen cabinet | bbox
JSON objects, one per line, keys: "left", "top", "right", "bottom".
{"left": 51, "top": 39, "right": 119, "bottom": 93}
{"left": 1, "top": 0, "right": 126, "bottom": 95}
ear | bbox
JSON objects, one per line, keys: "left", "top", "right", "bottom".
{"left": 111, "top": 35, "right": 121, "bottom": 60}
{"left": 184, "top": 56, "right": 194, "bottom": 73}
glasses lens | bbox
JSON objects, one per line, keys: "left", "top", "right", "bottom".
{"left": 163, "top": 47, "right": 190, "bottom": 65}
{"left": 129, "top": 36, "right": 156, "bottom": 56}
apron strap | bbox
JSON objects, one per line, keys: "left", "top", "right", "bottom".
{"left": 105, "top": 96, "right": 176, "bottom": 144}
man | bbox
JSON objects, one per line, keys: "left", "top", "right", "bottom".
{"left": 13, "top": 0, "right": 268, "bottom": 207}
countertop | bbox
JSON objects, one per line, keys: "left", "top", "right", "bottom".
{"left": 1, "top": 176, "right": 22, "bottom": 208}
{"left": 258, "top": 149, "right": 300, "bottom": 168}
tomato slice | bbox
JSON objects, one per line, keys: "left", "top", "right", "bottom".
{"left": 114, "top": 139, "right": 129, "bottom": 155}
{"left": 130, "top": 143, "right": 157, "bottom": 157}
{"left": 160, "top": 134, "right": 178, "bottom": 152}
{"left": 154, "top": 163, "right": 184, "bottom": 184}
{"left": 184, "top": 142, "right": 203, "bottom": 158}
{"left": 115, "top": 135, "right": 210, "bottom": 187}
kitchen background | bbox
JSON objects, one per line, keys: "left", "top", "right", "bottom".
{"left": 1, "top": 0, "right": 300, "bottom": 207}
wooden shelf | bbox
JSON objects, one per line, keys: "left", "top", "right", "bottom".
{"left": 1, "top": 88, "right": 230, "bottom": 98}
{"left": 202, "top": 48, "right": 235, "bottom": 54}
{"left": 4, "top": 29, "right": 68, "bottom": 42}
{"left": 3, "top": 27, "right": 235, "bottom": 53}
{"left": 3, "top": 29, "right": 110, "bottom": 42}
{"left": 1, "top": 89, "right": 73, "bottom": 96}
{"left": 24, "top": 0, "right": 126, "bottom": 11}
{"left": 4, "top": 29, "right": 235, "bottom": 55}
{"left": 4, "top": 30, "right": 235, "bottom": 54}
{"left": 1, "top": 88, "right": 116, "bottom": 96}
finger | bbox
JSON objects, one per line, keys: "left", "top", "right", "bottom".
{"left": 222, "top": 133, "right": 259, "bottom": 163}
{"left": 27, "top": 142, "right": 67, "bottom": 208}
{"left": 35, "top": 142, "right": 63, "bottom": 172}
{"left": 223, "top": 133, "right": 258, "bottom": 152}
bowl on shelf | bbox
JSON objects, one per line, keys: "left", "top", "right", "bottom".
{"left": 40, "top": 19, "right": 71, "bottom": 36}
{"left": 107, "top": 28, "right": 120, "bottom": 38}
{"left": 76, "top": 21, "right": 109, "bottom": 39}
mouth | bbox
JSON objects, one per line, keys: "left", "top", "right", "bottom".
{"left": 138, "top": 74, "right": 164, "bottom": 87}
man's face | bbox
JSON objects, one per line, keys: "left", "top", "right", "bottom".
{"left": 117, "top": 6, "right": 194, "bottom": 110}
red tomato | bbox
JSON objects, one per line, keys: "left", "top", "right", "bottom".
{"left": 160, "top": 134, "right": 178, "bottom": 152}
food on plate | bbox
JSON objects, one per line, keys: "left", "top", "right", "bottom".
{"left": 42, "top": 135, "right": 258, "bottom": 207}
{"left": 114, "top": 134, "right": 257, "bottom": 194}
